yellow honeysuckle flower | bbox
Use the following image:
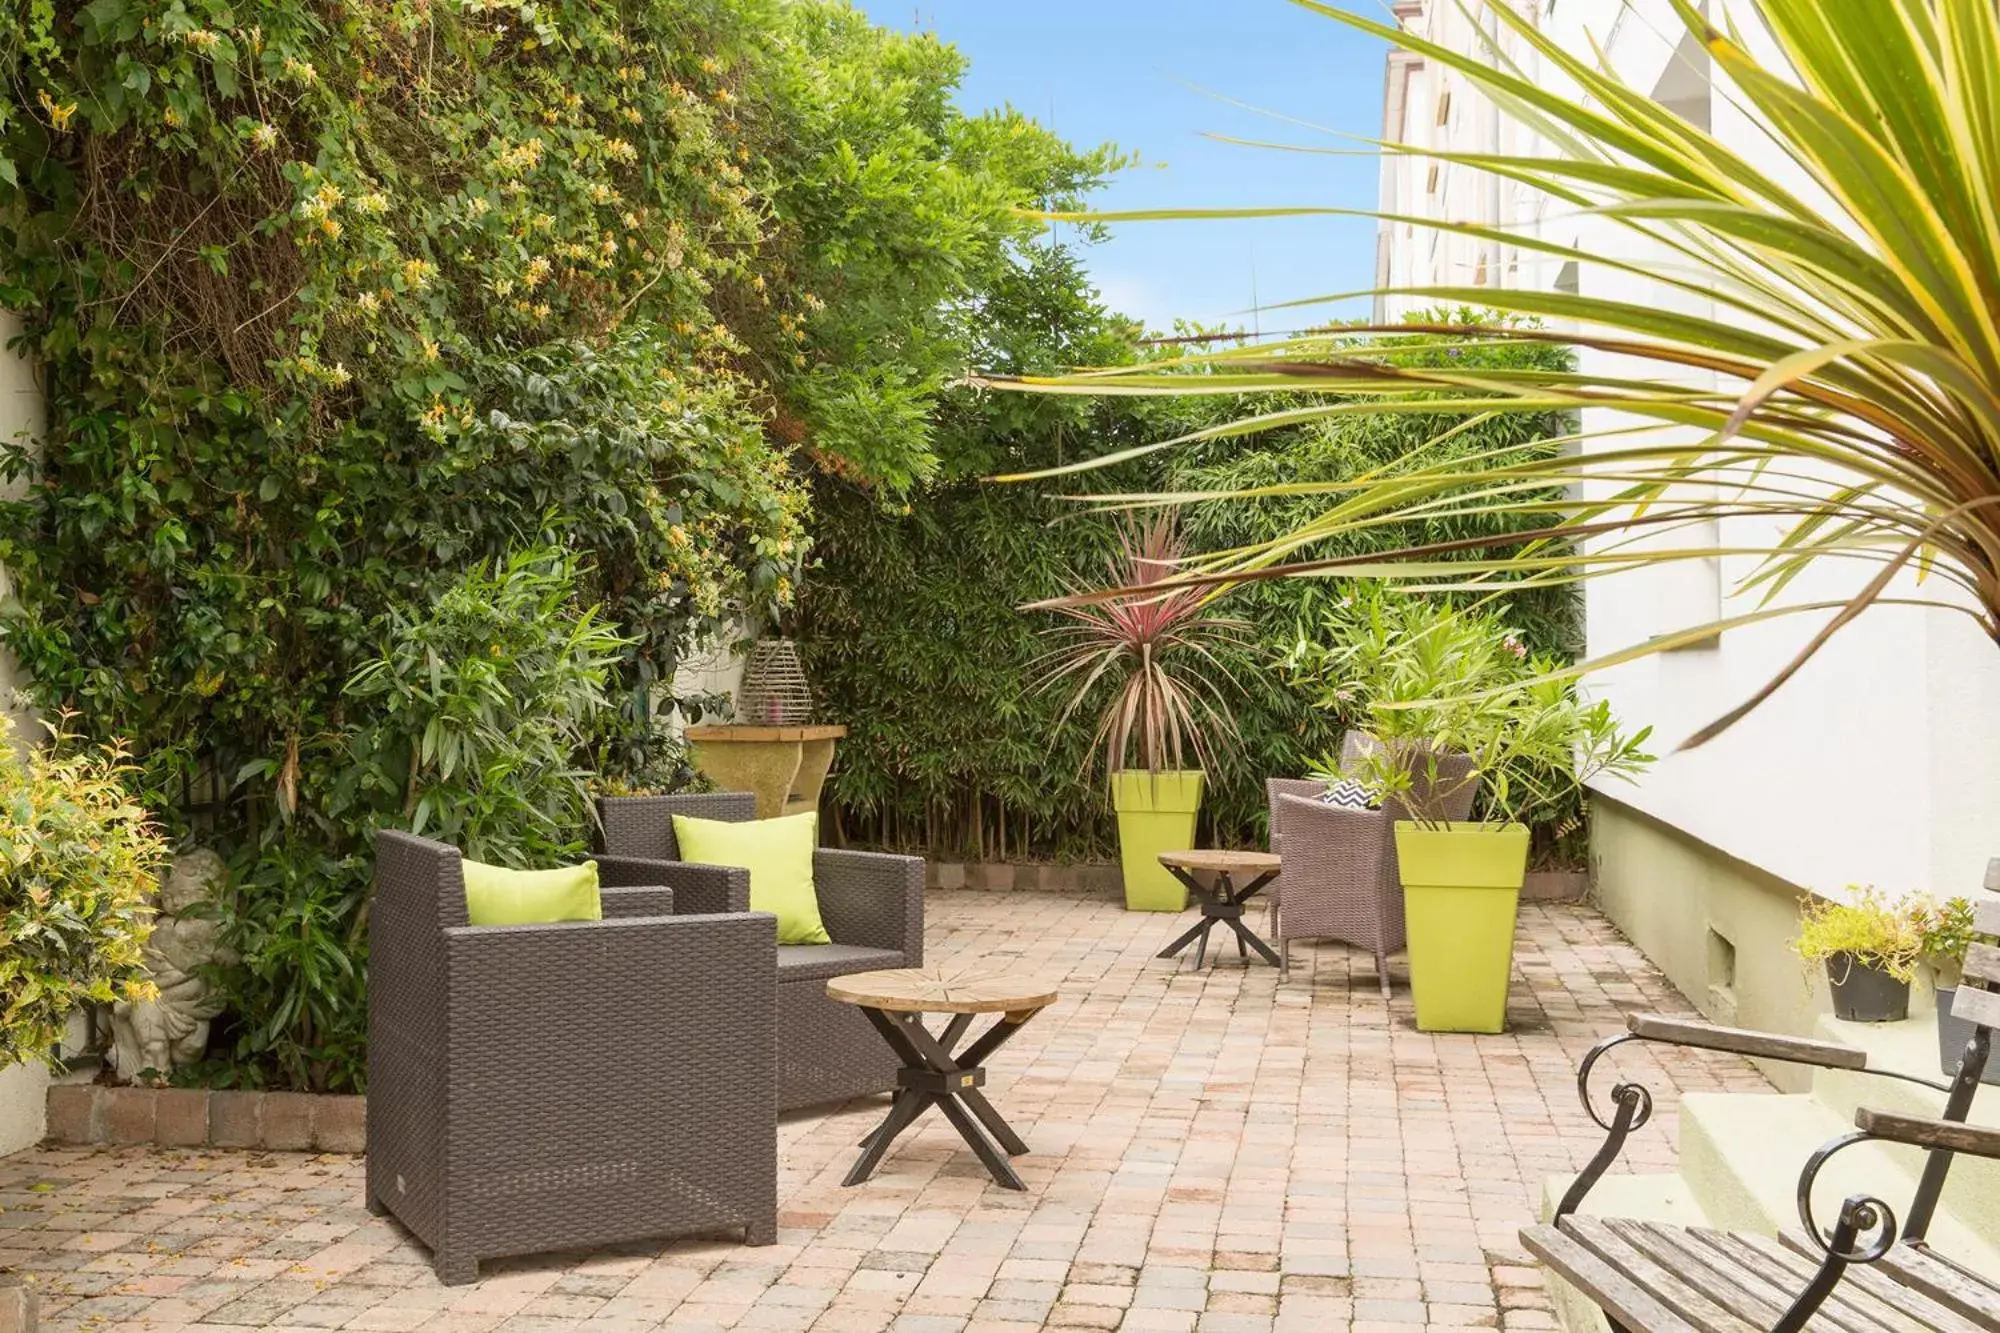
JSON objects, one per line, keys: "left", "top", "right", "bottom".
{"left": 37, "top": 90, "right": 77, "bottom": 132}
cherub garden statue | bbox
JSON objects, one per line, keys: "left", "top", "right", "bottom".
{"left": 110, "top": 849, "right": 233, "bottom": 1082}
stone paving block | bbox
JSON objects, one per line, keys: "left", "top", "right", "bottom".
{"left": 208, "top": 1090, "right": 264, "bottom": 1148}
{"left": 152, "top": 1088, "right": 210, "bottom": 1147}
{"left": 4, "top": 898, "right": 1771, "bottom": 1332}
{"left": 315, "top": 1094, "right": 367, "bottom": 1153}
{"left": 101, "top": 1087, "right": 156, "bottom": 1145}
{"left": 263, "top": 1091, "right": 316, "bottom": 1151}
{"left": 42, "top": 1084, "right": 99, "bottom": 1146}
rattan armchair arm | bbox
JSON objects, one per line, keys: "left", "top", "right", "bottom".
{"left": 600, "top": 886, "right": 675, "bottom": 917}
{"left": 589, "top": 854, "right": 749, "bottom": 914}
{"left": 813, "top": 848, "right": 924, "bottom": 960}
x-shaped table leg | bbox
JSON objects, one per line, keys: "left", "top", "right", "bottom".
{"left": 844, "top": 1005, "right": 1040, "bottom": 1190}
{"left": 1158, "top": 868, "right": 1283, "bottom": 969}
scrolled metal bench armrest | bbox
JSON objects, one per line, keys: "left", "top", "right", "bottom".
{"left": 1554, "top": 1030, "right": 1657, "bottom": 1219}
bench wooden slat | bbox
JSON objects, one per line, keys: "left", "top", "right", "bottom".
{"left": 1962, "top": 943, "right": 2000, "bottom": 988}
{"left": 1520, "top": 1224, "right": 1707, "bottom": 1333}
{"left": 1945, "top": 984, "right": 2000, "bottom": 1032}
{"left": 1691, "top": 1228, "right": 1949, "bottom": 1333}
{"left": 1601, "top": 1219, "right": 1851, "bottom": 1333}
{"left": 1561, "top": 1218, "right": 1760, "bottom": 1332}
{"left": 1757, "top": 1233, "right": 1992, "bottom": 1333}
{"left": 1868, "top": 1246, "right": 2000, "bottom": 1331}
{"left": 1629, "top": 1013, "right": 1870, "bottom": 1069}
{"left": 1855, "top": 1107, "right": 2000, "bottom": 1159}
{"left": 1973, "top": 892, "right": 2000, "bottom": 935}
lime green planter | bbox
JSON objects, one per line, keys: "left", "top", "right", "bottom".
{"left": 1395, "top": 822, "right": 1530, "bottom": 1033}
{"left": 1111, "top": 770, "right": 1205, "bottom": 911}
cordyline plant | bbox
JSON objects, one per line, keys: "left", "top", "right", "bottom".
{"left": 985, "top": 0, "right": 2000, "bottom": 745}
{"left": 1033, "top": 516, "right": 1248, "bottom": 780}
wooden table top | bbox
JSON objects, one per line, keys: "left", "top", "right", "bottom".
{"left": 685, "top": 724, "right": 848, "bottom": 742}
{"left": 1158, "top": 849, "right": 1281, "bottom": 873}
{"left": 827, "top": 964, "right": 1058, "bottom": 1014}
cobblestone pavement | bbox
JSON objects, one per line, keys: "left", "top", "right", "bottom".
{"left": 6, "top": 892, "right": 1772, "bottom": 1333}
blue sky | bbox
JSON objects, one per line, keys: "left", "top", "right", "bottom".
{"left": 851, "top": 1, "right": 1389, "bottom": 336}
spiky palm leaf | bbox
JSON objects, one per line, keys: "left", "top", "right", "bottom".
{"left": 1033, "top": 515, "right": 1249, "bottom": 778}
{"left": 983, "top": 0, "right": 2000, "bottom": 744}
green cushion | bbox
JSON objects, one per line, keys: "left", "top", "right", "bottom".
{"left": 461, "top": 858, "right": 602, "bottom": 927}
{"left": 672, "top": 810, "right": 830, "bottom": 945}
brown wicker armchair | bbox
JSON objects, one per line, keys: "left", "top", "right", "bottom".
{"left": 1268, "top": 737, "right": 1478, "bottom": 996}
{"left": 596, "top": 793, "right": 925, "bottom": 1111}
{"left": 1263, "top": 776, "right": 1329, "bottom": 937}
{"left": 366, "top": 831, "right": 777, "bottom": 1284}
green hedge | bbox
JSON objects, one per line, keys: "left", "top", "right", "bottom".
{"left": 800, "top": 315, "right": 1580, "bottom": 860}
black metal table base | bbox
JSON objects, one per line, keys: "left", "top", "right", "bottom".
{"left": 844, "top": 1006, "right": 1039, "bottom": 1190}
{"left": 1158, "top": 867, "right": 1282, "bottom": 968}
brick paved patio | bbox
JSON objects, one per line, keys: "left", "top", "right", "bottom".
{"left": 6, "top": 892, "right": 1773, "bottom": 1333}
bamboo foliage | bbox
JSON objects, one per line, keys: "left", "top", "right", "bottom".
{"left": 982, "top": 0, "right": 2000, "bottom": 744}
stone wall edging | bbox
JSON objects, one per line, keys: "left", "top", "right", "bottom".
{"left": 44, "top": 1084, "right": 364, "bottom": 1152}
{"left": 924, "top": 861, "right": 1588, "bottom": 902}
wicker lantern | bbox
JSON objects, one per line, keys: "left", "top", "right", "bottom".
{"left": 737, "top": 638, "right": 814, "bottom": 725}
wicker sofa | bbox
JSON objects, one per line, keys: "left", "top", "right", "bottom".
{"left": 366, "top": 831, "right": 778, "bottom": 1284}
{"left": 596, "top": 792, "right": 925, "bottom": 1111}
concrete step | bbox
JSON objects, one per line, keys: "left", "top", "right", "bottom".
{"left": 1679, "top": 1089, "right": 2000, "bottom": 1274}
{"left": 1805, "top": 1011, "right": 2000, "bottom": 1256}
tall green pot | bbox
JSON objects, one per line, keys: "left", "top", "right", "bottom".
{"left": 1395, "top": 822, "right": 1530, "bottom": 1033}
{"left": 1111, "top": 770, "right": 1204, "bottom": 911}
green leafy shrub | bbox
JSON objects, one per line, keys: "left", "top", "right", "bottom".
{"left": 1793, "top": 889, "right": 1928, "bottom": 984}
{"left": 1287, "top": 591, "right": 1652, "bottom": 839}
{"left": 345, "top": 548, "right": 625, "bottom": 863}
{"left": 0, "top": 714, "right": 168, "bottom": 1068}
{"left": 200, "top": 549, "right": 621, "bottom": 1090}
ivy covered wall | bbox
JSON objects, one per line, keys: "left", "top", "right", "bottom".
{"left": 0, "top": 0, "right": 1118, "bottom": 1089}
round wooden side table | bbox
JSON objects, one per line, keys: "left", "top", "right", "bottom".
{"left": 1156, "top": 849, "right": 1283, "bottom": 969}
{"left": 827, "top": 965, "right": 1057, "bottom": 1190}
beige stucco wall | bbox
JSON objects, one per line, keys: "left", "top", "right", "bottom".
{"left": 1590, "top": 793, "right": 1826, "bottom": 1093}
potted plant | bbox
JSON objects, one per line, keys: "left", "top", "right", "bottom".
{"left": 1035, "top": 516, "right": 1245, "bottom": 911}
{"left": 1918, "top": 895, "right": 2000, "bottom": 1081}
{"left": 1791, "top": 888, "right": 1923, "bottom": 1023}
{"left": 1295, "top": 594, "right": 1651, "bottom": 1032}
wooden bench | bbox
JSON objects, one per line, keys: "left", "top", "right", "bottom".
{"left": 1522, "top": 898, "right": 2000, "bottom": 1332}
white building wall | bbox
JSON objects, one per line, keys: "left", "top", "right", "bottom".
{"left": 0, "top": 309, "right": 50, "bottom": 1153}
{"left": 1378, "top": 0, "right": 2000, "bottom": 908}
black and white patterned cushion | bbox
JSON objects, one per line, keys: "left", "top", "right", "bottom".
{"left": 1318, "top": 778, "right": 1379, "bottom": 810}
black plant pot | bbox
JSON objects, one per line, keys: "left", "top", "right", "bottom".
{"left": 1934, "top": 987, "right": 2000, "bottom": 1084}
{"left": 1825, "top": 952, "right": 1910, "bottom": 1022}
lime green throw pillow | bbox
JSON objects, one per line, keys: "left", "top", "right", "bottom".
{"left": 671, "top": 810, "right": 830, "bottom": 944}
{"left": 461, "top": 858, "right": 602, "bottom": 927}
